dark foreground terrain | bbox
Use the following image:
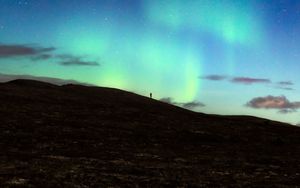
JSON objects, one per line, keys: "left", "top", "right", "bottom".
{"left": 1, "top": 79, "right": 300, "bottom": 187}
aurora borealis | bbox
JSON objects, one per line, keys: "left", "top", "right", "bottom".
{"left": 1, "top": 0, "right": 300, "bottom": 125}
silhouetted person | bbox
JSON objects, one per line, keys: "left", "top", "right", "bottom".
{"left": 150, "top": 93, "right": 152, "bottom": 98}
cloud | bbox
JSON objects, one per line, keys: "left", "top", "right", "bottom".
{"left": 246, "top": 95, "right": 300, "bottom": 113}
{"left": 276, "top": 86, "right": 294, "bottom": 91}
{"left": 56, "top": 54, "right": 74, "bottom": 60}
{"left": 56, "top": 55, "right": 100, "bottom": 66}
{"left": 31, "top": 54, "right": 53, "bottom": 61}
{"left": 0, "top": 44, "right": 100, "bottom": 67}
{"left": 0, "top": 73, "right": 92, "bottom": 86}
{"left": 160, "top": 97, "right": 174, "bottom": 104}
{"left": 278, "top": 81, "right": 293, "bottom": 86}
{"left": 199, "top": 75, "right": 273, "bottom": 85}
{"left": 160, "top": 97, "right": 205, "bottom": 109}
{"left": 59, "top": 59, "right": 99, "bottom": 66}
{"left": 181, "top": 101, "right": 205, "bottom": 109}
{"left": 231, "top": 77, "right": 271, "bottom": 85}
{"left": 278, "top": 109, "right": 296, "bottom": 114}
{"left": 0, "top": 44, "right": 55, "bottom": 58}
{"left": 275, "top": 81, "right": 294, "bottom": 91}
{"left": 199, "top": 75, "right": 227, "bottom": 81}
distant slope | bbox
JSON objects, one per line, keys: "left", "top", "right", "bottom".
{"left": 0, "top": 73, "right": 89, "bottom": 86}
{"left": 1, "top": 79, "right": 300, "bottom": 187}
{"left": 5, "top": 79, "right": 57, "bottom": 88}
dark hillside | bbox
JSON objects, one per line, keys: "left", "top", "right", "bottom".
{"left": 1, "top": 79, "right": 300, "bottom": 187}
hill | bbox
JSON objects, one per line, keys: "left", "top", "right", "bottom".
{"left": 1, "top": 79, "right": 300, "bottom": 187}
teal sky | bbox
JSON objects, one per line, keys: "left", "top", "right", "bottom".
{"left": 1, "top": 0, "right": 300, "bottom": 125}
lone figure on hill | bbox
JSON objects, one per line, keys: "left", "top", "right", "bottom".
{"left": 150, "top": 93, "right": 152, "bottom": 98}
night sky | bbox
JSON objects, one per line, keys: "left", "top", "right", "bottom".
{"left": 1, "top": 0, "right": 300, "bottom": 125}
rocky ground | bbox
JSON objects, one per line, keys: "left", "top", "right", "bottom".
{"left": 0, "top": 79, "right": 300, "bottom": 187}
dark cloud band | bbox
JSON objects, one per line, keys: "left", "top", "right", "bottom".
{"left": 59, "top": 59, "right": 99, "bottom": 66}
{"left": 199, "top": 75, "right": 227, "bottom": 81}
{"left": 231, "top": 77, "right": 270, "bottom": 84}
{"left": 200, "top": 74, "right": 295, "bottom": 90}
{"left": 0, "top": 44, "right": 55, "bottom": 58}
{"left": 56, "top": 54, "right": 100, "bottom": 66}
